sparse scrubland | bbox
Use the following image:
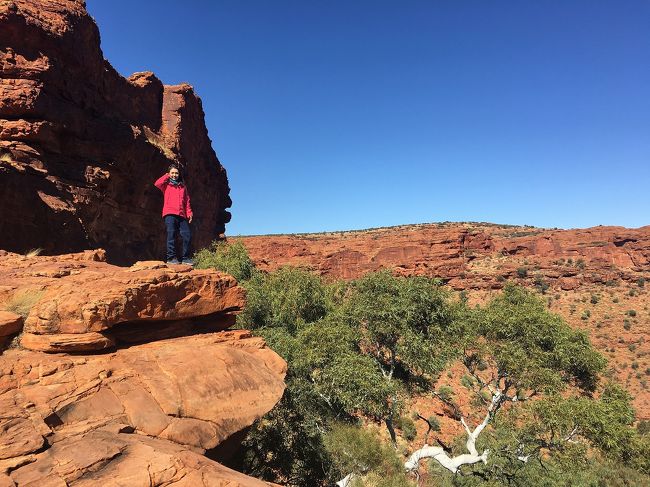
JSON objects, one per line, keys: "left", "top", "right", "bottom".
{"left": 197, "top": 242, "right": 650, "bottom": 486}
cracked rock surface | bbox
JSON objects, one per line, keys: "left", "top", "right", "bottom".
{"left": 0, "top": 249, "right": 287, "bottom": 485}
{"left": 0, "top": 330, "right": 286, "bottom": 486}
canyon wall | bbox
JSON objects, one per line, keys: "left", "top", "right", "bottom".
{"left": 239, "top": 223, "right": 650, "bottom": 289}
{"left": 0, "top": 0, "right": 231, "bottom": 263}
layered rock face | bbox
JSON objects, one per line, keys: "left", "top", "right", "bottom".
{"left": 0, "top": 0, "right": 231, "bottom": 263}
{"left": 239, "top": 223, "right": 650, "bottom": 289}
{"left": 0, "top": 251, "right": 286, "bottom": 486}
{"left": 0, "top": 249, "right": 246, "bottom": 352}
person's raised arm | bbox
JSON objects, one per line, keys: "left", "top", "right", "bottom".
{"left": 154, "top": 173, "right": 170, "bottom": 191}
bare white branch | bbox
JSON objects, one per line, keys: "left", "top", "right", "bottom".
{"left": 336, "top": 473, "right": 356, "bottom": 487}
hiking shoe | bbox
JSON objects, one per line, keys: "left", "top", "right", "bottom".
{"left": 167, "top": 258, "right": 180, "bottom": 265}
{"left": 181, "top": 258, "right": 194, "bottom": 266}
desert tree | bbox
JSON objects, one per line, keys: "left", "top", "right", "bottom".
{"left": 238, "top": 269, "right": 461, "bottom": 486}
{"left": 406, "top": 284, "right": 608, "bottom": 477}
{"left": 340, "top": 270, "right": 460, "bottom": 443}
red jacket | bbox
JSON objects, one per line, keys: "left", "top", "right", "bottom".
{"left": 154, "top": 174, "right": 193, "bottom": 219}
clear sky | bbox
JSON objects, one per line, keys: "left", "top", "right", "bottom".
{"left": 87, "top": 0, "right": 649, "bottom": 235}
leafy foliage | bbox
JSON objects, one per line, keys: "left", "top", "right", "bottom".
{"left": 194, "top": 240, "right": 256, "bottom": 281}
{"left": 238, "top": 266, "right": 332, "bottom": 333}
{"left": 343, "top": 271, "right": 459, "bottom": 380}
{"left": 469, "top": 284, "right": 606, "bottom": 394}
{"left": 234, "top": 269, "right": 460, "bottom": 485}
{"left": 193, "top": 243, "right": 647, "bottom": 486}
{"left": 324, "top": 424, "right": 414, "bottom": 487}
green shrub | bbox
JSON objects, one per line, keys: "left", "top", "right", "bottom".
{"left": 638, "top": 420, "right": 650, "bottom": 436}
{"left": 436, "top": 385, "right": 455, "bottom": 403}
{"left": 517, "top": 267, "right": 528, "bottom": 278}
{"left": 394, "top": 416, "right": 417, "bottom": 441}
{"left": 427, "top": 416, "right": 441, "bottom": 433}
{"left": 460, "top": 374, "right": 474, "bottom": 389}
{"left": 323, "top": 424, "right": 412, "bottom": 486}
{"left": 591, "top": 294, "right": 599, "bottom": 305}
{"left": 194, "top": 240, "right": 256, "bottom": 281}
{"left": 534, "top": 275, "right": 549, "bottom": 294}
{"left": 627, "top": 310, "right": 637, "bottom": 317}
{"left": 323, "top": 424, "right": 386, "bottom": 478}
{"left": 238, "top": 267, "right": 331, "bottom": 333}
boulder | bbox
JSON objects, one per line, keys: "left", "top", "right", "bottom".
{"left": 0, "top": 311, "right": 22, "bottom": 336}
{"left": 0, "top": 250, "right": 245, "bottom": 352}
{"left": 0, "top": 330, "right": 286, "bottom": 486}
{"left": 0, "top": 248, "right": 286, "bottom": 485}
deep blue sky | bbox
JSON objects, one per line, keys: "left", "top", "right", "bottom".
{"left": 87, "top": 1, "right": 650, "bottom": 235}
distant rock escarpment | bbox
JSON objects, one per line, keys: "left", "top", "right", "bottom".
{"left": 239, "top": 223, "right": 650, "bottom": 289}
{"left": 0, "top": 0, "right": 231, "bottom": 263}
{"left": 0, "top": 250, "right": 286, "bottom": 486}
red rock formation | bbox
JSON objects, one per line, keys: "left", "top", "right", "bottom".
{"left": 0, "top": 250, "right": 286, "bottom": 486}
{"left": 0, "top": 330, "right": 285, "bottom": 486}
{"left": 238, "top": 223, "right": 650, "bottom": 289}
{"left": 0, "top": 249, "right": 245, "bottom": 352}
{"left": 0, "top": 0, "right": 231, "bottom": 263}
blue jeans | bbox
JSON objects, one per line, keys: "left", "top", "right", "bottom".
{"left": 164, "top": 215, "right": 191, "bottom": 261}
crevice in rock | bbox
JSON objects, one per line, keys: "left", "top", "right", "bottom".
{"left": 109, "top": 311, "right": 237, "bottom": 349}
{"left": 43, "top": 412, "right": 63, "bottom": 429}
{"left": 613, "top": 238, "right": 637, "bottom": 247}
{"left": 204, "top": 426, "right": 251, "bottom": 466}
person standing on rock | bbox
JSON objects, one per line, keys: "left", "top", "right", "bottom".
{"left": 154, "top": 164, "right": 194, "bottom": 265}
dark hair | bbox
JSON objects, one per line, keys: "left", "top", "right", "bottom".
{"left": 168, "top": 164, "right": 184, "bottom": 181}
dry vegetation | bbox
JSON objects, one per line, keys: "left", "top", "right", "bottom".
{"left": 2, "top": 289, "right": 44, "bottom": 319}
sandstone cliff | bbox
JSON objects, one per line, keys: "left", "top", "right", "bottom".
{"left": 0, "top": 0, "right": 231, "bottom": 263}
{"left": 239, "top": 223, "right": 650, "bottom": 289}
{"left": 0, "top": 250, "right": 286, "bottom": 486}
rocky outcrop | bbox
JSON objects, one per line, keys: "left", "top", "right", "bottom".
{"left": 0, "top": 330, "right": 286, "bottom": 486}
{"left": 239, "top": 223, "right": 650, "bottom": 289}
{"left": 0, "top": 250, "right": 287, "bottom": 486}
{"left": 0, "top": 249, "right": 245, "bottom": 352}
{"left": 0, "top": 0, "right": 231, "bottom": 263}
